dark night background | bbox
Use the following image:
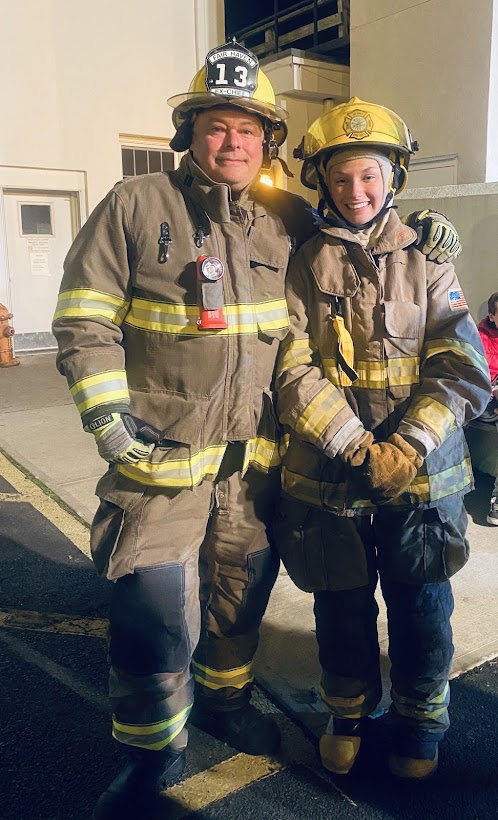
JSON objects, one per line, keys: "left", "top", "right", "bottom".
{"left": 224, "top": 1, "right": 350, "bottom": 64}
{"left": 225, "top": 1, "right": 305, "bottom": 38}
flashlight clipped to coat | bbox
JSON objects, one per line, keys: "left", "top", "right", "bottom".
{"left": 196, "top": 255, "right": 227, "bottom": 330}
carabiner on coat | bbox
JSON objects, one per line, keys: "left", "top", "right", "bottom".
{"left": 158, "top": 221, "right": 172, "bottom": 263}
{"left": 194, "top": 227, "right": 207, "bottom": 248}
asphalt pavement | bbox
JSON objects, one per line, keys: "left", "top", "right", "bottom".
{"left": 1, "top": 352, "right": 498, "bottom": 820}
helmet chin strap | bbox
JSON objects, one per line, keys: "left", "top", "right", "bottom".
{"left": 262, "top": 123, "right": 293, "bottom": 178}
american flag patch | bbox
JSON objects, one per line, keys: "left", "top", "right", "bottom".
{"left": 448, "top": 288, "right": 467, "bottom": 311}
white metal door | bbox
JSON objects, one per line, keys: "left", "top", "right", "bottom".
{"left": 3, "top": 190, "right": 76, "bottom": 351}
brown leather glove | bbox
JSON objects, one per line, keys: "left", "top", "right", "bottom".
{"left": 354, "top": 433, "right": 424, "bottom": 505}
{"left": 339, "top": 430, "right": 374, "bottom": 466}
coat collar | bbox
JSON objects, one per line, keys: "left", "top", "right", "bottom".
{"left": 319, "top": 209, "right": 417, "bottom": 255}
{"left": 173, "top": 153, "right": 257, "bottom": 224}
{"left": 303, "top": 210, "right": 417, "bottom": 298}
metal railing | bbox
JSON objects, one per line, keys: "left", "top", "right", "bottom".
{"left": 228, "top": 0, "right": 350, "bottom": 60}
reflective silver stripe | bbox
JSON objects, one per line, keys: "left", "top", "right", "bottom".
{"left": 53, "top": 288, "right": 129, "bottom": 326}
{"left": 124, "top": 297, "right": 288, "bottom": 336}
{"left": 69, "top": 371, "right": 129, "bottom": 414}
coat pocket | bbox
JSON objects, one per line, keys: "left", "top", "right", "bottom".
{"left": 250, "top": 236, "right": 290, "bottom": 342}
{"left": 129, "top": 389, "right": 209, "bottom": 446}
{"left": 383, "top": 300, "right": 421, "bottom": 358}
{"left": 273, "top": 497, "right": 369, "bottom": 592}
{"left": 376, "top": 498, "right": 469, "bottom": 584}
{"left": 91, "top": 472, "right": 149, "bottom": 579}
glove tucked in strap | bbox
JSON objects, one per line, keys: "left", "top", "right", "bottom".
{"left": 85, "top": 412, "right": 154, "bottom": 464}
{"left": 401, "top": 209, "right": 462, "bottom": 263}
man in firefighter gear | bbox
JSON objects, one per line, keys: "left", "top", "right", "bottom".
{"left": 274, "top": 97, "right": 490, "bottom": 781}
{"left": 52, "top": 40, "right": 464, "bottom": 816}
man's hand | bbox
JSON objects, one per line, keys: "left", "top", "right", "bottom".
{"left": 85, "top": 412, "right": 154, "bottom": 464}
{"left": 401, "top": 209, "right": 462, "bottom": 263}
{"left": 351, "top": 433, "right": 423, "bottom": 505}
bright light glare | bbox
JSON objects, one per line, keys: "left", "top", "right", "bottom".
{"left": 259, "top": 174, "right": 274, "bottom": 186}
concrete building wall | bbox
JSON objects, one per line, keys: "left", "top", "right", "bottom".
{"left": 398, "top": 184, "right": 498, "bottom": 321}
{"left": 0, "top": 2, "right": 61, "bottom": 169}
{"left": 350, "top": 0, "right": 494, "bottom": 184}
{"left": 486, "top": 0, "right": 498, "bottom": 180}
{"left": 0, "top": 0, "right": 224, "bottom": 209}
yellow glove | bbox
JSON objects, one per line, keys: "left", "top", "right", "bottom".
{"left": 401, "top": 209, "right": 462, "bottom": 263}
{"left": 84, "top": 412, "right": 154, "bottom": 464}
{"left": 353, "top": 433, "right": 423, "bottom": 505}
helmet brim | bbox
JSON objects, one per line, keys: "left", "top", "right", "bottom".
{"left": 168, "top": 92, "right": 288, "bottom": 146}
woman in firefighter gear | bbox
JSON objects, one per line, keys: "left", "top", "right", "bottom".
{"left": 274, "top": 97, "right": 490, "bottom": 781}
{"left": 52, "top": 43, "right": 464, "bottom": 816}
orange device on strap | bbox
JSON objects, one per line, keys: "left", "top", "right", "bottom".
{"left": 196, "top": 255, "right": 227, "bottom": 330}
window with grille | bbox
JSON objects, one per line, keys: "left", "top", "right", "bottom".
{"left": 120, "top": 140, "right": 175, "bottom": 179}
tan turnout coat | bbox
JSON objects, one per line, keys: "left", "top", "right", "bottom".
{"left": 276, "top": 210, "right": 491, "bottom": 514}
{"left": 53, "top": 153, "right": 316, "bottom": 488}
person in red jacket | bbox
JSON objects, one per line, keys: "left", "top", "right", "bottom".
{"left": 478, "top": 290, "right": 498, "bottom": 523}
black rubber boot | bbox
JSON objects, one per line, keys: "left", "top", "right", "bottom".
{"left": 92, "top": 746, "right": 185, "bottom": 820}
{"left": 191, "top": 701, "right": 281, "bottom": 756}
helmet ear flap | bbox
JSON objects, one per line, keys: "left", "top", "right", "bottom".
{"left": 170, "top": 120, "right": 194, "bottom": 152}
{"left": 393, "top": 162, "right": 408, "bottom": 193}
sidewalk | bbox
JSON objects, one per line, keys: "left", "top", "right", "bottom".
{"left": 1, "top": 351, "right": 498, "bottom": 737}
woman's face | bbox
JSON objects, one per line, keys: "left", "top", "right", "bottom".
{"left": 326, "top": 156, "right": 386, "bottom": 226}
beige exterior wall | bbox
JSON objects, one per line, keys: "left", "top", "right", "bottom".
{"left": 0, "top": 0, "right": 224, "bottom": 209}
{"left": 279, "top": 97, "right": 324, "bottom": 202}
{"left": 398, "top": 183, "right": 498, "bottom": 321}
{"left": 263, "top": 54, "right": 350, "bottom": 200}
{"left": 350, "top": 0, "right": 494, "bottom": 184}
{"left": 486, "top": 0, "right": 498, "bottom": 180}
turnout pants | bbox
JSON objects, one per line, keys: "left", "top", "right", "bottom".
{"left": 90, "top": 444, "right": 280, "bottom": 752}
{"left": 277, "top": 497, "right": 468, "bottom": 741}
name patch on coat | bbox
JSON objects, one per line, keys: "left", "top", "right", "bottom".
{"left": 448, "top": 288, "right": 467, "bottom": 311}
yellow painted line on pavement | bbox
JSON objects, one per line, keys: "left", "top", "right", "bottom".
{"left": 0, "top": 450, "right": 91, "bottom": 558}
{"left": 164, "top": 718, "right": 353, "bottom": 817}
{"left": 0, "top": 608, "right": 107, "bottom": 637}
{"left": 0, "top": 603, "right": 353, "bottom": 814}
{"left": 167, "top": 753, "right": 284, "bottom": 817}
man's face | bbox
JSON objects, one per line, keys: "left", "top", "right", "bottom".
{"left": 327, "top": 156, "right": 386, "bottom": 226}
{"left": 190, "top": 107, "right": 265, "bottom": 193}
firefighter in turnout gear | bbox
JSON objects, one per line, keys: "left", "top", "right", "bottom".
{"left": 52, "top": 44, "right": 465, "bottom": 815}
{"left": 274, "top": 98, "right": 490, "bottom": 781}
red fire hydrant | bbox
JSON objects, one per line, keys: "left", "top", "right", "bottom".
{"left": 0, "top": 303, "right": 20, "bottom": 367}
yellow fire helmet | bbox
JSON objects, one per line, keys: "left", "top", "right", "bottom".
{"left": 168, "top": 40, "right": 288, "bottom": 152}
{"left": 296, "top": 96, "right": 418, "bottom": 194}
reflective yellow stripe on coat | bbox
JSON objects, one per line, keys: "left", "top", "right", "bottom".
{"left": 117, "top": 437, "right": 281, "bottom": 488}
{"left": 53, "top": 289, "right": 130, "bottom": 325}
{"left": 125, "top": 297, "right": 289, "bottom": 336}
{"left": 69, "top": 370, "right": 130, "bottom": 415}
{"left": 282, "top": 456, "right": 473, "bottom": 510}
